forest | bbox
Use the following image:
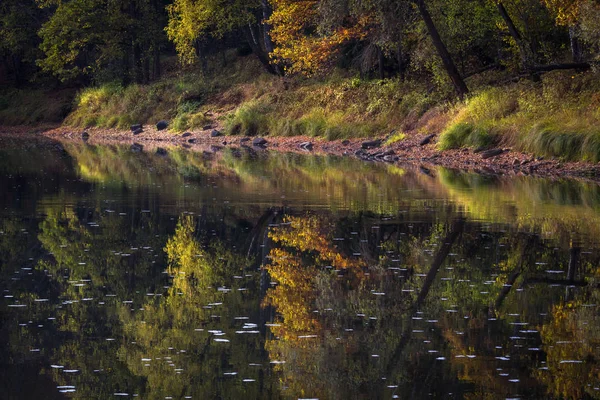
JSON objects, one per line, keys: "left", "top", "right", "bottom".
{"left": 2, "top": 0, "right": 600, "bottom": 161}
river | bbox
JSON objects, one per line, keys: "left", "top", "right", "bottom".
{"left": 0, "top": 137, "right": 598, "bottom": 399}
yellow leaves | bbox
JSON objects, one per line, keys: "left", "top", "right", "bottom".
{"left": 541, "top": 0, "right": 582, "bottom": 26}
{"left": 268, "top": 0, "right": 371, "bottom": 75}
{"left": 264, "top": 215, "right": 365, "bottom": 340}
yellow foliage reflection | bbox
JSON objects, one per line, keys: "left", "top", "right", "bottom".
{"left": 264, "top": 215, "right": 365, "bottom": 340}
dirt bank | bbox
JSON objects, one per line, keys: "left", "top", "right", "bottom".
{"left": 4, "top": 124, "right": 600, "bottom": 181}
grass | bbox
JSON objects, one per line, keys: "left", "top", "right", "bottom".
{"left": 384, "top": 131, "right": 407, "bottom": 146}
{"left": 0, "top": 88, "right": 74, "bottom": 125}
{"left": 436, "top": 71, "right": 600, "bottom": 161}
{"left": 5, "top": 51, "right": 600, "bottom": 163}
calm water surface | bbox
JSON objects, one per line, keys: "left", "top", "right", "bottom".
{"left": 1, "top": 137, "right": 599, "bottom": 399}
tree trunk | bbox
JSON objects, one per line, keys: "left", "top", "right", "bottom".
{"left": 11, "top": 55, "right": 24, "bottom": 87}
{"left": 260, "top": 0, "right": 283, "bottom": 76}
{"left": 122, "top": 47, "right": 131, "bottom": 85}
{"left": 413, "top": 0, "right": 468, "bottom": 98}
{"left": 143, "top": 55, "right": 150, "bottom": 84}
{"left": 569, "top": 26, "right": 583, "bottom": 63}
{"left": 496, "top": 2, "right": 534, "bottom": 71}
{"left": 567, "top": 246, "right": 580, "bottom": 282}
{"left": 244, "top": 25, "right": 279, "bottom": 75}
{"left": 133, "top": 42, "right": 143, "bottom": 84}
{"left": 378, "top": 46, "right": 385, "bottom": 79}
{"left": 153, "top": 45, "right": 161, "bottom": 80}
{"left": 195, "top": 40, "right": 208, "bottom": 75}
{"left": 396, "top": 44, "right": 408, "bottom": 81}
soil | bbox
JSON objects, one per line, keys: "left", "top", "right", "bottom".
{"left": 3, "top": 124, "right": 600, "bottom": 181}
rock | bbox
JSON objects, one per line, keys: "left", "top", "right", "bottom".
{"left": 240, "top": 137, "right": 251, "bottom": 143}
{"left": 156, "top": 120, "right": 169, "bottom": 131}
{"left": 130, "top": 143, "right": 143, "bottom": 152}
{"left": 203, "top": 124, "right": 213, "bottom": 130}
{"left": 156, "top": 147, "right": 168, "bottom": 156}
{"left": 130, "top": 124, "right": 142, "bottom": 132}
{"left": 81, "top": 131, "right": 89, "bottom": 141}
{"left": 132, "top": 127, "right": 143, "bottom": 135}
{"left": 362, "top": 139, "right": 382, "bottom": 150}
{"left": 512, "top": 158, "right": 520, "bottom": 166}
{"left": 342, "top": 139, "right": 350, "bottom": 146}
{"left": 187, "top": 138, "right": 197, "bottom": 144}
{"left": 420, "top": 166, "right": 433, "bottom": 176}
{"left": 210, "top": 129, "right": 222, "bottom": 137}
{"left": 419, "top": 134, "right": 435, "bottom": 146}
{"left": 210, "top": 145, "right": 223, "bottom": 153}
{"left": 481, "top": 148, "right": 504, "bottom": 159}
{"left": 299, "top": 141, "right": 313, "bottom": 151}
{"left": 252, "top": 137, "right": 267, "bottom": 147}
{"left": 182, "top": 132, "right": 192, "bottom": 138}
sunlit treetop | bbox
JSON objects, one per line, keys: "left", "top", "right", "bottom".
{"left": 166, "top": 0, "right": 258, "bottom": 64}
{"left": 268, "top": 0, "right": 371, "bottom": 75}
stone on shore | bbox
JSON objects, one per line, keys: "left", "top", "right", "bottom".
{"left": 419, "top": 134, "right": 435, "bottom": 146}
{"left": 156, "top": 120, "right": 169, "bottom": 131}
{"left": 362, "top": 139, "right": 381, "bottom": 150}
{"left": 252, "top": 137, "right": 267, "bottom": 147}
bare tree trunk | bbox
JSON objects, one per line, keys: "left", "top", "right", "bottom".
{"left": 413, "top": 0, "right": 468, "bottom": 98}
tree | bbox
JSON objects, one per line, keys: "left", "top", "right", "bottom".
{"left": 37, "top": 0, "right": 167, "bottom": 84}
{"left": 166, "top": 0, "right": 281, "bottom": 74}
{"left": 412, "top": 0, "right": 469, "bottom": 97}
{"left": 0, "top": 0, "right": 47, "bottom": 85}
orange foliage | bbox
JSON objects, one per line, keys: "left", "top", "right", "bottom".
{"left": 268, "top": 0, "right": 371, "bottom": 75}
{"left": 263, "top": 215, "right": 365, "bottom": 340}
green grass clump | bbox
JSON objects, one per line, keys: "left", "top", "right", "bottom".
{"left": 224, "top": 100, "right": 271, "bottom": 136}
{"left": 438, "top": 122, "right": 496, "bottom": 150}
{"left": 437, "top": 87, "right": 516, "bottom": 150}
{"left": 384, "top": 131, "right": 406, "bottom": 145}
{"left": 522, "top": 123, "right": 600, "bottom": 162}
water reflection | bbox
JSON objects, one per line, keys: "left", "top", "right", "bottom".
{"left": 0, "top": 138, "right": 599, "bottom": 399}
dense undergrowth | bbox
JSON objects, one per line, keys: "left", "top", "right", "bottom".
{"left": 2, "top": 53, "right": 600, "bottom": 162}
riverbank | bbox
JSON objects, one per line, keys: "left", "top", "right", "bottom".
{"left": 2, "top": 124, "right": 598, "bottom": 181}
{"left": 3, "top": 54, "right": 600, "bottom": 177}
